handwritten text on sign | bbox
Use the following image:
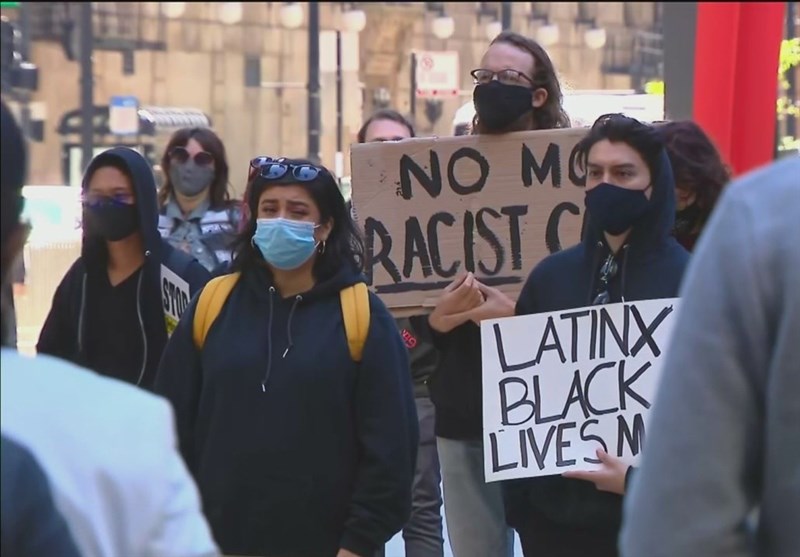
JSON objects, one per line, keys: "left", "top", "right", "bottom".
{"left": 161, "top": 265, "right": 190, "bottom": 336}
{"left": 480, "top": 299, "right": 680, "bottom": 481}
{"left": 350, "top": 128, "right": 588, "bottom": 312}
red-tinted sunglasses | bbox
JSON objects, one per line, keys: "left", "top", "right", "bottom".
{"left": 170, "top": 146, "right": 214, "bottom": 166}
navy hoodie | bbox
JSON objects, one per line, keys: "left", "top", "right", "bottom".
{"left": 503, "top": 149, "right": 690, "bottom": 534}
{"left": 36, "top": 147, "right": 210, "bottom": 388}
{"left": 154, "top": 264, "right": 418, "bottom": 557}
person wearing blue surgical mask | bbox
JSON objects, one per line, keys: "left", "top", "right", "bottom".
{"left": 154, "top": 157, "right": 418, "bottom": 557}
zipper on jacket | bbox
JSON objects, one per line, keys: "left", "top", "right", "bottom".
{"left": 77, "top": 273, "right": 88, "bottom": 355}
{"left": 134, "top": 267, "right": 148, "bottom": 386}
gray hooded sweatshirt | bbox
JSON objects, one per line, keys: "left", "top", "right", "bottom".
{"left": 620, "top": 155, "right": 800, "bottom": 557}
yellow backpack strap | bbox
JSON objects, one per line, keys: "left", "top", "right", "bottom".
{"left": 192, "top": 272, "right": 241, "bottom": 349}
{"left": 340, "top": 282, "right": 371, "bottom": 362}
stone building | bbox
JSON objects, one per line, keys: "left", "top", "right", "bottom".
{"left": 3, "top": 2, "right": 662, "bottom": 197}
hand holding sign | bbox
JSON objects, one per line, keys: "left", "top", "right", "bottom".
{"left": 466, "top": 281, "right": 516, "bottom": 326}
{"left": 429, "top": 273, "right": 484, "bottom": 333}
{"left": 562, "top": 448, "right": 630, "bottom": 495}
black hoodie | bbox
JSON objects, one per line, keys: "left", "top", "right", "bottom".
{"left": 503, "top": 149, "right": 690, "bottom": 537}
{"left": 36, "top": 147, "right": 210, "bottom": 388}
{"left": 154, "top": 264, "right": 419, "bottom": 557}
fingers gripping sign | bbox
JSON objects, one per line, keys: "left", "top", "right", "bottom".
{"left": 562, "top": 448, "right": 631, "bottom": 495}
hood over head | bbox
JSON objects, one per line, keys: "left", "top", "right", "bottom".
{"left": 81, "top": 147, "right": 161, "bottom": 261}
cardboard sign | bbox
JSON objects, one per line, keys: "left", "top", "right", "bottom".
{"left": 161, "top": 265, "right": 190, "bottom": 336}
{"left": 350, "top": 128, "right": 587, "bottom": 313}
{"left": 480, "top": 298, "right": 680, "bottom": 482}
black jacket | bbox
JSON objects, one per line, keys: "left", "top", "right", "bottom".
{"left": 154, "top": 264, "right": 419, "bottom": 557}
{"left": 36, "top": 147, "right": 210, "bottom": 388}
{"left": 396, "top": 315, "right": 438, "bottom": 398}
{"left": 503, "top": 149, "right": 690, "bottom": 534}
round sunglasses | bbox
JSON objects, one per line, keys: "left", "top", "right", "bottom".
{"left": 170, "top": 146, "right": 214, "bottom": 166}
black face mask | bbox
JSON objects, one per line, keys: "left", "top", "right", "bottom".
{"left": 473, "top": 81, "right": 533, "bottom": 133}
{"left": 84, "top": 200, "right": 139, "bottom": 242}
{"left": 674, "top": 203, "right": 704, "bottom": 235}
{"left": 586, "top": 182, "right": 652, "bottom": 236}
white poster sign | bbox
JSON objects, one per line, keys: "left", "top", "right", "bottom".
{"left": 481, "top": 298, "right": 680, "bottom": 482}
{"left": 161, "top": 264, "right": 191, "bottom": 336}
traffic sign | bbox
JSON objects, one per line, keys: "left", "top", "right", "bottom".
{"left": 109, "top": 95, "right": 140, "bottom": 136}
{"left": 414, "top": 50, "right": 460, "bottom": 98}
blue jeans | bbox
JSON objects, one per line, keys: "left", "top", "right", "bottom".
{"left": 437, "top": 437, "right": 514, "bottom": 557}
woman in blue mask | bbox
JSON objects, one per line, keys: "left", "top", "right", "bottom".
{"left": 154, "top": 157, "right": 418, "bottom": 557}
{"left": 506, "top": 114, "right": 690, "bottom": 557}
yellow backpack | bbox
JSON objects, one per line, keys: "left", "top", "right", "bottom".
{"left": 192, "top": 273, "right": 371, "bottom": 362}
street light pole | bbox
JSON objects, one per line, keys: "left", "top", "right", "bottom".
{"left": 79, "top": 1, "right": 94, "bottom": 173}
{"left": 501, "top": 2, "right": 512, "bottom": 31}
{"left": 307, "top": 2, "right": 321, "bottom": 164}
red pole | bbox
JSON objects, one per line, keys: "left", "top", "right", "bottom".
{"left": 693, "top": 2, "right": 786, "bottom": 176}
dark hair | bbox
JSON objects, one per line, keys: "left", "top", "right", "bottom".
{"left": 657, "top": 120, "right": 731, "bottom": 211}
{"left": 473, "top": 31, "right": 571, "bottom": 134}
{"left": 357, "top": 109, "right": 416, "bottom": 143}
{"left": 575, "top": 113, "right": 665, "bottom": 179}
{"left": 231, "top": 159, "right": 365, "bottom": 281}
{"left": 158, "top": 127, "right": 231, "bottom": 209}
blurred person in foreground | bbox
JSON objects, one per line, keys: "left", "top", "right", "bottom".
{"left": 426, "top": 30, "right": 570, "bottom": 557}
{"left": 358, "top": 108, "right": 445, "bottom": 557}
{"left": 621, "top": 155, "right": 800, "bottom": 556}
{"left": 1, "top": 435, "right": 82, "bottom": 557}
{"left": 0, "top": 100, "right": 220, "bottom": 557}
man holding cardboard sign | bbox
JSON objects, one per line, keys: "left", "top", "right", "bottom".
{"left": 352, "top": 30, "right": 574, "bottom": 557}
{"left": 498, "top": 114, "right": 689, "bottom": 557}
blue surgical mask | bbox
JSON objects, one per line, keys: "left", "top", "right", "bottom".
{"left": 253, "top": 218, "right": 319, "bottom": 270}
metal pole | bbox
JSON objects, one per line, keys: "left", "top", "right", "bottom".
{"left": 79, "top": 2, "right": 95, "bottom": 173}
{"left": 501, "top": 2, "right": 512, "bottom": 31}
{"left": 335, "top": 30, "right": 344, "bottom": 179}
{"left": 18, "top": 1, "right": 31, "bottom": 139}
{"left": 786, "top": 1, "right": 797, "bottom": 139}
{"left": 307, "top": 2, "right": 321, "bottom": 164}
{"left": 410, "top": 52, "right": 417, "bottom": 119}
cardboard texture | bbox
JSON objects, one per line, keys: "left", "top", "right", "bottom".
{"left": 351, "top": 127, "right": 588, "bottom": 313}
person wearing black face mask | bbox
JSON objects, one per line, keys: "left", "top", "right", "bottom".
{"left": 504, "top": 114, "right": 689, "bottom": 557}
{"left": 426, "top": 31, "right": 570, "bottom": 557}
{"left": 37, "top": 148, "right": 210, "bottom": 388}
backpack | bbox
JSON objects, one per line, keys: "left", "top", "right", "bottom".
{"left": 192, "top": 272, "right": 371, "bottom": 362}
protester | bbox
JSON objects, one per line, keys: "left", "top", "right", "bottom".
{"left": 658, "top": 120, "right": 732, "bottom": 251}
{"left": 426, "top": 30, "right": 571, "bottom": 557}
{"left": 0, "top": 99, "right": 220, "bottom": 557}
{"left": 358, "top": 109, "right": 445, "bottom": 557}
{"left": 36, "top": 147, "right": 210, "bottom": 388}
{"left": 157, "top": 127, "right": 241, "bottom": 272}
{"left": 505, "top": 113, "right": 689, "bottom": 557}
{"left": 155, "top": 157, "right": 418, "bottom": 557}
{"left": 1, "top": 435, "right": 82, "bottom": 557}
{"left": 621, "top": 155, "right": 800, "bottom": 557}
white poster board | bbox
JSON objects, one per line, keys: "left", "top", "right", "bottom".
{"left": 161, "top": 264, "right": 191, "bottom": 336}
{"left": 481, "top": 298, "right": 680, "bottom": 482}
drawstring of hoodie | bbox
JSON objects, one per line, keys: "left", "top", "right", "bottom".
{"left": 620, "top": 244, "right": 630, "bottom": 303}
{"left": 261, "top": 288, "right": 276, "bottom": 392}
{"left": 261, "top": 289, "right": 303, "bottom": 392}
{"left": 282, "top": 296, "right": 302, "bottom": 358}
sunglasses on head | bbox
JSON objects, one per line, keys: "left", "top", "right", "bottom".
{"left": 170, "top": 146, "right": 214, "bottom": 166}
{"left": 249, "top": 156, "right": 321, "bottom": 182}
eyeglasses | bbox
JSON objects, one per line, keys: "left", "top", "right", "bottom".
{"left": 170, "top": 146, "right": 214, "bottom": 166}
{"left": 592, "top": 254, "right": 618, "bottom": 305}
{"left": 82, "top": 192, "right": 135, "bottom": 207}
{"left": 249, "top": 156, "right": 321, "bottom": 182}
{"left": 470, "top": 68, "right": 535, "bottom": 87}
